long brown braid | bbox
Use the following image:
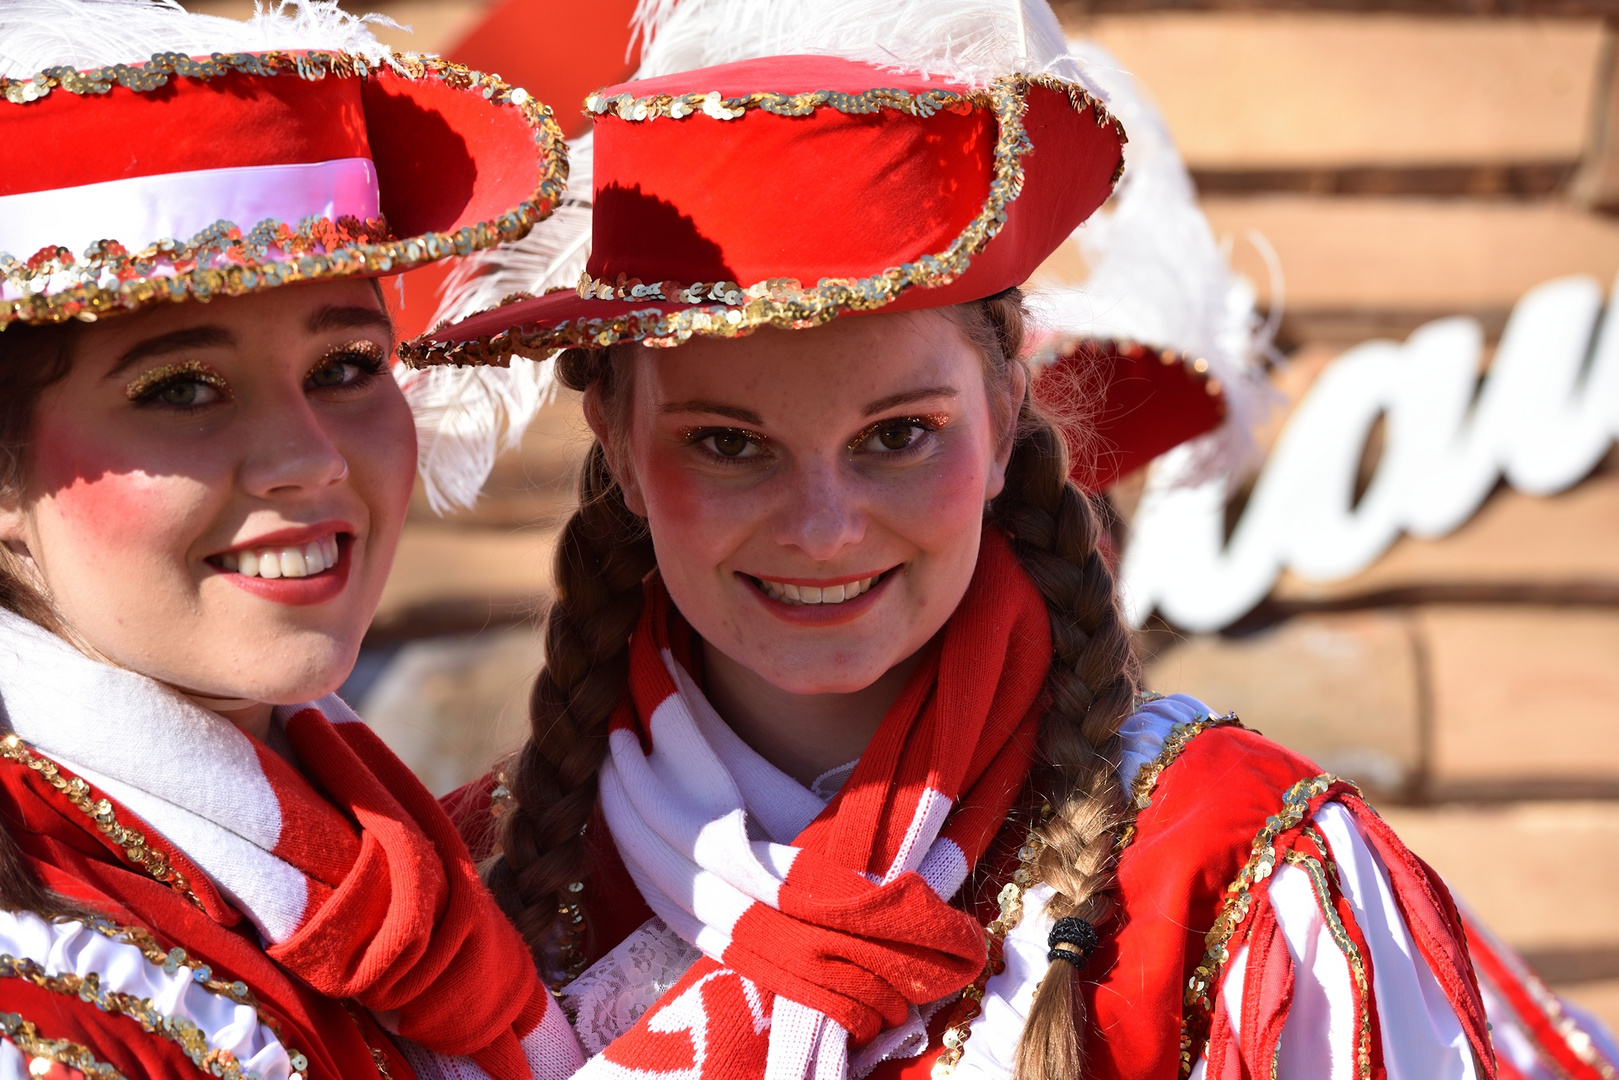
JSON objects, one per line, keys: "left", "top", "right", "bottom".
{"left": 489, "top": 295, "right": 1139, "bottom": 1078}
{"left": 960, "top": 294, "right": 1141, "bottom": 1080}
{"left": 482, "top": 345, "right": 657, "bottom": 958}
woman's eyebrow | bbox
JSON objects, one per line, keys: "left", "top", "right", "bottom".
{"left": 659, "top": 400, "right": 765, "bottom": 425}
{"left": 105, "top": 326, "right": 235, "bottom": 379}
{"left": 862, "top": 385, "right": 958, "bottom": 417}
{"left": 308, "top": 304, "right": 393, "bottom": 335}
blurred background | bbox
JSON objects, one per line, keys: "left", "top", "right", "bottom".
{"left": 190, "top": 0, "right": 1619, "bottom": 1037}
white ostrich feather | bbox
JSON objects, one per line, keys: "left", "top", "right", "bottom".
{"left": 0, "top": 0, "right": 397, "bottom": 78}
{"left": 630, "top": 0, "right": 1096, "bottom": 91}
{"left": 1024, "top": 38, "right": 1276, "bottom": 485}
{"left": 396, "top": 359, "right": 559, "bottom": 515}
{"left": 408, "top": 133, "right": 594, "bottom": 512}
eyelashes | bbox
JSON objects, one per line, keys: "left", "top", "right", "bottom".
{"left": 124, "top": 360, "right": 228, "bottom": 402}
{"left": 314, "top": 339, "right": 387, "bottom": 373}
{"left": 123, "top": 340, "right": 389, "bottom": 406}
{"left": 846, "top": 413, "right": 950, "bottom": 453}
{"left": 680, "top": 414, "right": 951, "bottom": 463}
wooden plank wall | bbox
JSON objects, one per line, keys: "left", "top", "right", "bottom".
{"left": 184, "top": 0, "right": 1619, "bottom": 1036}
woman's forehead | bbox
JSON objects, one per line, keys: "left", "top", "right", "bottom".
{"left": 633, "top": 310, "right": 981, "bottom": 403}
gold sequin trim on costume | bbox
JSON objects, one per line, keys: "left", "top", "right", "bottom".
{"left": 6, "top": 915, "right": 314, "bottom": 1078}
{"left": 1286, "top": 851, "right": 1373, "bottom": 1080}
{"left": 400, "top": 72, "right": 1126, "bottom": 368}
{"left": 0, "top": 953, "right": 272, "bottom": 1080}
{"left": 1116, "top": 711, "right": 1244, "bottom": 852}
{"left": 1179, "top": 773, "right": 1344, "bottom": 1079}
{"left": 0, "top": 735, "right": 197, "bottom": 905}
{"left": 0, "top": 1010, "right": 126, "bottom": 1079}
{"left": 1, "top": 51, "right": 568, "bottom": 329}
{"left": 930, "top": 809, "right": 1049, "bottom": 1080}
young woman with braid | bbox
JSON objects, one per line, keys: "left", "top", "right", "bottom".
{"left": 410, "top": 18, "right": 1497, "bottom": 1080}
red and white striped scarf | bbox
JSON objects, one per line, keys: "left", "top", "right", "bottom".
{"left": 0, "top": 606, "right": 580, "bottom": 1080}
{"left": 585, "top": 528, "right": 1051, "bottom": 1080}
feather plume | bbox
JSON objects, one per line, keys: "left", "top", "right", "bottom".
{"left": 630, "top": 0, "right": 1094, "bottom": 90}
{"left": 1024, "top": 38, "right": 1276, "bottom": 485}
{"left": 0, "top": 0, "right": 397, "bottom": 77}
{"left": 408, "top": 134, "right": 594, "bottom": 512}
{"left": 396, "top": 360, "right": 558, "bottom": 515}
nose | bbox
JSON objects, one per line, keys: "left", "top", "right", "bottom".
{"left": 238, "top": 393, "right": 349, "bottom": 499}
{"left": 769, "top": 457, "right": 866, "bottom": 561}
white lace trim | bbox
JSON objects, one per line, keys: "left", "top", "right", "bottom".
{"left": 0, "top": 909, "right": 293, "bottom": 1079}
{"left": 562, "top": 917, "right": 705, "bottom": 1057}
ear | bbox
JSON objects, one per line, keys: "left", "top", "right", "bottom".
{"left": 0, "top": 498, "right": 29, "bottom": 549}
{"left": 581, "top": 383, "right": 648, "bottom": 517}
{"left": 984, "top": 362, "right": 1028, "bottom": 502}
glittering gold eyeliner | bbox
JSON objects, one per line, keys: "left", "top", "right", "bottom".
{"left": 123, "top": 361, "right": 229, "bottom": 401}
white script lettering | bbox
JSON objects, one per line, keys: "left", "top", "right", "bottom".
{"left": 1121, "top": 274, "right": 1619, "bottom": 632}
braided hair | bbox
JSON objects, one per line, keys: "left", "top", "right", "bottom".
{"left": 487, "top": 293, "right": 1140, "bottom": 1079}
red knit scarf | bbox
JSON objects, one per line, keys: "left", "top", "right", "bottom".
{"left": 268, "top": 707, "right": 554, "bottom": 1078}
{"left": 585, "top": 527, "right": 1051, "bottom": 1080}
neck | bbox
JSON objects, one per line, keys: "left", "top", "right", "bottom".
{"left": 179, "top": 692, "right": 275, "bottom": 742}
{"left": 701, "top": 641, "right": 927, "bottom": 787}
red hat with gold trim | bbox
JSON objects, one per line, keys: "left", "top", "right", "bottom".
{"left": 0, "top": 0, "right": 567, "bottom": 328}
{"left": 403, "top": 0, "right": 1263, "bottom": 502}
{"left": 402, "top": 50, "right": 1124, "bottom": 367}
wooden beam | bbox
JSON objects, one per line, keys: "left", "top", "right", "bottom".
{"left": 1075, "top": 14, "right": 1603, "bottom": 169}
{"left": 1192, "top": 161, "right": 1578, "bottom": 198}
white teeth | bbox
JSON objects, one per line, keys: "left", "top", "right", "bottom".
{"left": 218, "top": 535, "right": 342, "bottom": 580}
{"left": 757, "top": 575, "right": 878, "bottom": 606}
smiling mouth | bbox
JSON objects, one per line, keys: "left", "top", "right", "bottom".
{"left": 749, "top": 571, "right": 889, "bottom": 606}
{"left": 213, "top": 534, "right": 342, "bottom": 580}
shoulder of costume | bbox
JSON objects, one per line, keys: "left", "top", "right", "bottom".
{"left": 0, "top": 907, "right": 304, "bottom": 1078}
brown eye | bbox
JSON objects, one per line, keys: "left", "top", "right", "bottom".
{"left": 877, "top": 424, "right": 919, "bottom": 451}
{"left": 703, "top": 430, "right": 757, "bottom": 458}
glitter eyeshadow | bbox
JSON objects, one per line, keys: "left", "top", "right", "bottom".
{"left": 123, "top": 360, "right": 228, "bottom": 401}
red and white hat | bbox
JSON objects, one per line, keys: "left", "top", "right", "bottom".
{"left": 401, "top": 50, "right": 1125, "bottom": 366}
{"left": 404, "top": 0, "right": 1261, "bottom": 497}
{"left": 0, "top": 0, "right": 567, "bottom": 328}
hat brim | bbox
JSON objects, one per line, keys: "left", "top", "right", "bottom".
{"left": 1036, "top": 339, "right": 1228, "bottom": 491}
{"left": 1, "top": 51, "right": 567, "bottom": 327}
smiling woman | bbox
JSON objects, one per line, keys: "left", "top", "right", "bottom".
{"left": 0, "top": 1, "right": 582, "bottom": 1078}
{"left": 2, "top": 283, "right": 412, "bottom": 732}
{"left": 413, "top": 4, "right": 1502, "bottom": 1080}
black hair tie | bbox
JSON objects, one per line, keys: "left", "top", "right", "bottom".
{"left": 1047, "top": 917, "right": 1100, "bottom": 969}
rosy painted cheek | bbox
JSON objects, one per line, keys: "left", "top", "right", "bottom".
{"left": 30, "top": 425, "right": 173, "bottom": 539}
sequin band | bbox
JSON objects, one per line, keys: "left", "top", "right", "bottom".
{"left": 585, "top": 85, "right": 986, "bottom": 123}
{"left": 1, "top": 51, "right": 567, "bottom": 328}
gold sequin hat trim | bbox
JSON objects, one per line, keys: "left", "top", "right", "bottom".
{"left": 1, "top": 50, "right": 568, "bottom": 328}
{"left": 400, "top": 55, "right": 1126, "bottom": 368}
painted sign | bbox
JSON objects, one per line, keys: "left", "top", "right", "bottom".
{"left": 1122, "top": 274, "right": 1619, "bottom": 633}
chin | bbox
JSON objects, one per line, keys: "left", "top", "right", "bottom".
{"left": 755, "top": 652, "right": 900, "bottom": 696}
{"left": 207, "top": 634, "right": 360, "bottom": 707}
